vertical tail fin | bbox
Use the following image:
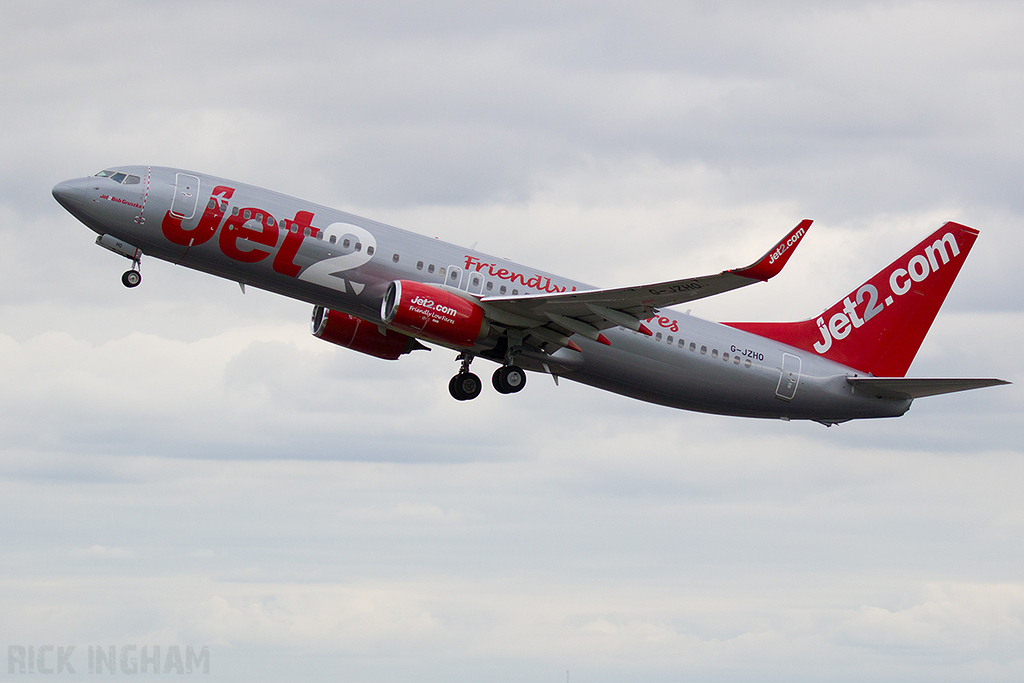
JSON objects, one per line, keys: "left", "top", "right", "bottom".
{"left": 724, "top": 222, "right": 979, "bottom": 377}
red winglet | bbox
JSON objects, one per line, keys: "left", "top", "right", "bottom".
{"left": 638, "top": 323, "right": 654, "bottom": 337}
{"left": 596, "top": 333, "right": 611, "bottom": 346}
{"left": 730, "top": 219, "right": 812, "bottom": 282}
{"left": 566, "top": 339, "right": 583, "bottom": 353}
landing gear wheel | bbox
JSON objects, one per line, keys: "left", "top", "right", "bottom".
{"left": 449, "top": 372, "right": 482, "bottom": 401}
{"left": 492, "top": 365, "right": 527, "bottom": 394}
{"left": 121, "top": 270, "right": 142, "bottom": 288}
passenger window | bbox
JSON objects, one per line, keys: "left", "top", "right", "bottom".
{"left": 734, "top": 355, "right": 741, "bottom": 365}
{"left": 416, "top": 261, "right": 424, "bottom": 270}
{"left": 392, "top": 253, "right": 400, "bottom": 263}
{"left": 656, "top": 332, "right": 662, "bottom": 341}
{"left": 232, "top": 207, "right": 239, "bottom": 216}
{"left": 208, "top": 199, "right": 216, "bottom": 209}
{"left": 744, "top": 359, "right": 752, "bottom": 368}
{"left": 255, "top": 212, "right": 262, "bottom": 221}
{"left": 712, "top": 349, "right": 718, "bottom": 358}
{"left": 667, "top": 335, "right": 673, "bottom": 344}
{"left": 355, "top": 242, "right": 362, "bottom": 251}
{"left": 244, "top": 210, "right": 251, "bottom": 220}
{"left": 267, "top": 217, "right": 275, "bottom": 226}
{"left": 512, "top": 289, "right": 519, "bottom": 295}
{"left": 678, "top": 339, "right": 685, "bottom": 348}
{"left": 723, "top": 352, "right": 729, "bottom": 361}
{"left": 485, "top": 281, "right": 493, "bottom": 291}
{"left": 439, "top": 267, "right": 446, "bottom": 278}
{"left": 428, "top": 264, "right": 435, "bottom": 274}
{"left": 329, "top": 235, "right": 337, "bottom": 244}
{"left": 450, "top": 271, "right": 458, "bottom": 281}
{"left": 304, "top": 227, "right": 312, "bottom": 237}
{"left": 343, "top": 239, "right": 350, "bottom": 248}
{"left": 367, "top": 246, "right": 374, "bottom": 255}
{"left": 701, "top": 345, "right": 707, "bottom": 355}
{"left": 500, "top": 285, "right": 507, "bottom": 294}
{"left": 689, "top": 342, "right": 696, "bottom": 351}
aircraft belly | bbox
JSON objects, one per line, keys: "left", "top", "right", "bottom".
{"left": 566, "top": 334, "right": 774, "bottom": 415}
{"left": 566, "top": 328, "right": 910, "bottom": 421}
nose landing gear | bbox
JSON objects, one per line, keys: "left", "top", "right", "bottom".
{"left": 121, "top": 268, "right": 142, "bottom": 288}
{"left": 94, "top": 234, "right": 144, "bottom": 289}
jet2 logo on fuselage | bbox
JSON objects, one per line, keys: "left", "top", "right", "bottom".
{"left": 161, "top": 185, "right": 375, "bottom": 291}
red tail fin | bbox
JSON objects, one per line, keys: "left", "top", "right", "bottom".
{"left": 724, "top": 222, "right": 979, "bottom": 377}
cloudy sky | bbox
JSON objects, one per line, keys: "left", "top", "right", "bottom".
{"left": 2, "top": 1, "right": 1023, "bottom": 681}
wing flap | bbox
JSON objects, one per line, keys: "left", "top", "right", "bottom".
{"left": 847, "top": 377, "right": 1010, "bottom": 399}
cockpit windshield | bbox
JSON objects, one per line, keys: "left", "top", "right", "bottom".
{"left": 95, "top": 169, "right": 141, "bottom": 185}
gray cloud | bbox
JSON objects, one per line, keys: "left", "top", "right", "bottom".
{"left": 2, "top": 2, "right": 1022, "bottom": 681}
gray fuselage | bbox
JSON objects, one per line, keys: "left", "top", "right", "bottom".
{"left": 52, "top": 166, "right": 911, "bottom": 424}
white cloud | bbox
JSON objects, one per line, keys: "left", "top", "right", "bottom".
{"left": 68, "top": 545, "right": 136, "bottom": 560}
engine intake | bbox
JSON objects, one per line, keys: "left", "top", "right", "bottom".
{"left": 311, "top": 306, "right": 425, "bottom": 360}
{"left": 381, "top": 280, "right": 488, "bottom": 348}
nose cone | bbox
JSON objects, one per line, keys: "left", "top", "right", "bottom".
{"left": 52, "top": 177, "right": 89, "bottom": 212}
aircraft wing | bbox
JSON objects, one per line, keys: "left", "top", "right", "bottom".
{"left": 479, "top": 220, "right": 812, "bottom": 347}
{"left": 847, "top": 377, "right": 1011, "bottom": 399}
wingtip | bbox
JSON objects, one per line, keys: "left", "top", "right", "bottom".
{"left": 731, "top": 219, "right": 812, "bottom": 282}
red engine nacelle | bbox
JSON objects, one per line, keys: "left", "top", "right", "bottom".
{"left": 311, "top": 306, "right": 424, "bottom": 360}
{"left": 380, "top": 280, "right": 489, "bottom": 348}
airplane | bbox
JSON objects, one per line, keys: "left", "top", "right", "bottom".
{"left": 52, "top": 166, "right": 1009, "bottom": 425}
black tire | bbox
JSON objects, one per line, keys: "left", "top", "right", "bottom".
{"left": 449, "top": 372, "right": 482, "bottom": 400}
{"left": 448, "top": 375, "right": 464, "bottom": 400}
{"left": 122, "top": 270, "right": 142, "bottom": 288}
{"left": 492, "top": 365, "right": 527, "bottom": 394}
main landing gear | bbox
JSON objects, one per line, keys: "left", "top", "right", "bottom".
{"left": 492, "top": 364, "right": 526, "bottom": 394}
{"left": 449, "top": 371, "right": 483, "bottom": 401}
{"left": 449, "top": 352, "right": 483, "bottom": 401}
{"left": 448, "top": 352, "right": 527, "bottom": 401}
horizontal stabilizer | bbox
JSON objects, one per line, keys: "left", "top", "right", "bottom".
{"left": 847, "top": 377, "right": 1010, "bottom": 400}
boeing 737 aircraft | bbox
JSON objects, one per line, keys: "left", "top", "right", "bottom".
{"left": 52, "top": 166, "right": 1008, "bottom": 425}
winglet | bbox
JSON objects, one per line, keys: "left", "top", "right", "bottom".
{"left": 730, "top": 219, "right": 812, "bottom": 282}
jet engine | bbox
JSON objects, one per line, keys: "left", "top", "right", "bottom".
{"left": 311, "top": 306, "right": 426, "bottom": 360}
{"left": 380, "top": 280, "right": 489, "bottom": 348}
